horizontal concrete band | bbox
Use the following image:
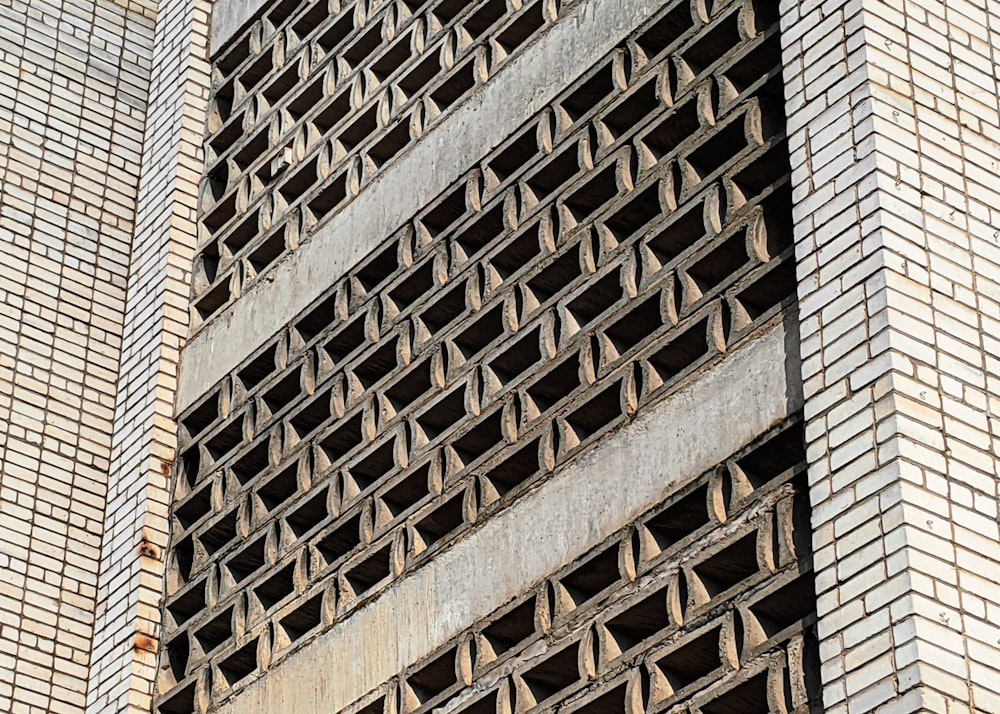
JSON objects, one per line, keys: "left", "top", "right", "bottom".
{"left": 211, "top": 0, "right": 268, "bottom": 56}
{"left": 217, "top": 320, "right": 802, "bottom": 714}
{"left": 181, "top": 0, "right": 675, "bottom": 413}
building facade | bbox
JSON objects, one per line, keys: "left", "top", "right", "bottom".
{"left": 1, "top": 0, "right": 999, "bottom": 713}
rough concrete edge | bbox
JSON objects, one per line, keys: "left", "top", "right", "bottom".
{"left": 180, "top": 0, "right": 671, "bottom": 413}
{"left": 215, "top": 320, "right": 800, "bottom": 714}
{"left": 211, "top": 0, "right": 269, "bottom": 56}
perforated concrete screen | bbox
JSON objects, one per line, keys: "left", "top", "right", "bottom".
{"left": 157, "top": 1, "right": 817, "bottom": 711}
{"left": 3, "top": 1, "right": 999, "bottom": 712}
{"left": 349, "top": 419, "right": 820, "bottom": 714}
{"left": 193, "top": 0, "right": 574, "bottom": 326}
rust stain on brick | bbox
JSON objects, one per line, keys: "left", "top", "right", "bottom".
{"left": 134, "top": 634, "right": 158, "bottom": 654}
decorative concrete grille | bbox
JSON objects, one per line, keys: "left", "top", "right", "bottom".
{"left": 160, "top": 0, "right": 795, "bottom": 710}
{"left": 347, "top": 418, "right": 818, "bottom": 714}
{"left": 194, "top": 0, "right": 570, "bottom": 326}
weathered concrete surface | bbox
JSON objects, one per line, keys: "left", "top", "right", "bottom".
{"left": 180, "top": 0, "right": 676, "bottom": 413}
{"left": 211, "top": 0, "right": 267, "bottom": 56}
{"left": 215, "top": 319, "right": 801, "bottom": 713}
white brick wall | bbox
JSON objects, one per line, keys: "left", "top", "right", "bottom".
{"left": 85, "top": 0, "right": 211, "bottom": 711}
{"left": 781, "top": 0, "right": 1000, "bottom": 711}
{"left": 4, "top": 0, "right": 1000, "bottom": 711}
{"left": 0, "top": 1, "right": 156, "bottom": 711}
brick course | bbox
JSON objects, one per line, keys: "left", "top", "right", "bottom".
{"left": 781, "top": 0, "right": 1000, "bottom": 711}
{"left": 85, "top": 0, "right": 212, "bottom": 711}
{"left": 2, "top": 0, "right": 998, "bottom": 712}
{"left": 0, "top": 1, "right": 156, "bottom": 711}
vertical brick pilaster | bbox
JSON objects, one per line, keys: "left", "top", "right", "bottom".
{"left": 0, "top": 2, "right": 156, "bottom": 711}
{"left": 84, "top": 0, "right": 211, "bottom": 711}
{"left": 782, "top": 1, "right": 1000, "bottom": 711}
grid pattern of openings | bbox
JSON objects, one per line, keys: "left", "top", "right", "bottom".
{"left": 160, "top": 1, "right": 792, "bottom": 710}
{"left": 194, "top": 0, "right": 564, "bottom": 326}
{"left": 345, "top": 419, "right": 819, "bottom": 714}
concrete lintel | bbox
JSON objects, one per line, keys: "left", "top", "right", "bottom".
{"left": 211, "top": 0, "right": 269, "bottom": 57}
{"left": 216, "top": 321, "right": 802, "bottom": 714}
{"left": 181, "top": 0, "right": 674, "bottom": 413}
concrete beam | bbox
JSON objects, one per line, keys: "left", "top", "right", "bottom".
{"left": 215, "top": 320, "right": 802, "bottom": 713}
{"left": 211, "top": 0, "right": 268, "bottom": 57}
{"left": 181, "top": 0, "right": 677, "bottom": 413}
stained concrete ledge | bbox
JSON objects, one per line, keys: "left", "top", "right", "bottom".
{"left": 211, "top": 0, "right": 269, "bottom": 57}
{"left": 181, "top": 0, "right": 678, "bottom": 414}
{"left": 215, "top": 320, "right": 802, "bottom": 714}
